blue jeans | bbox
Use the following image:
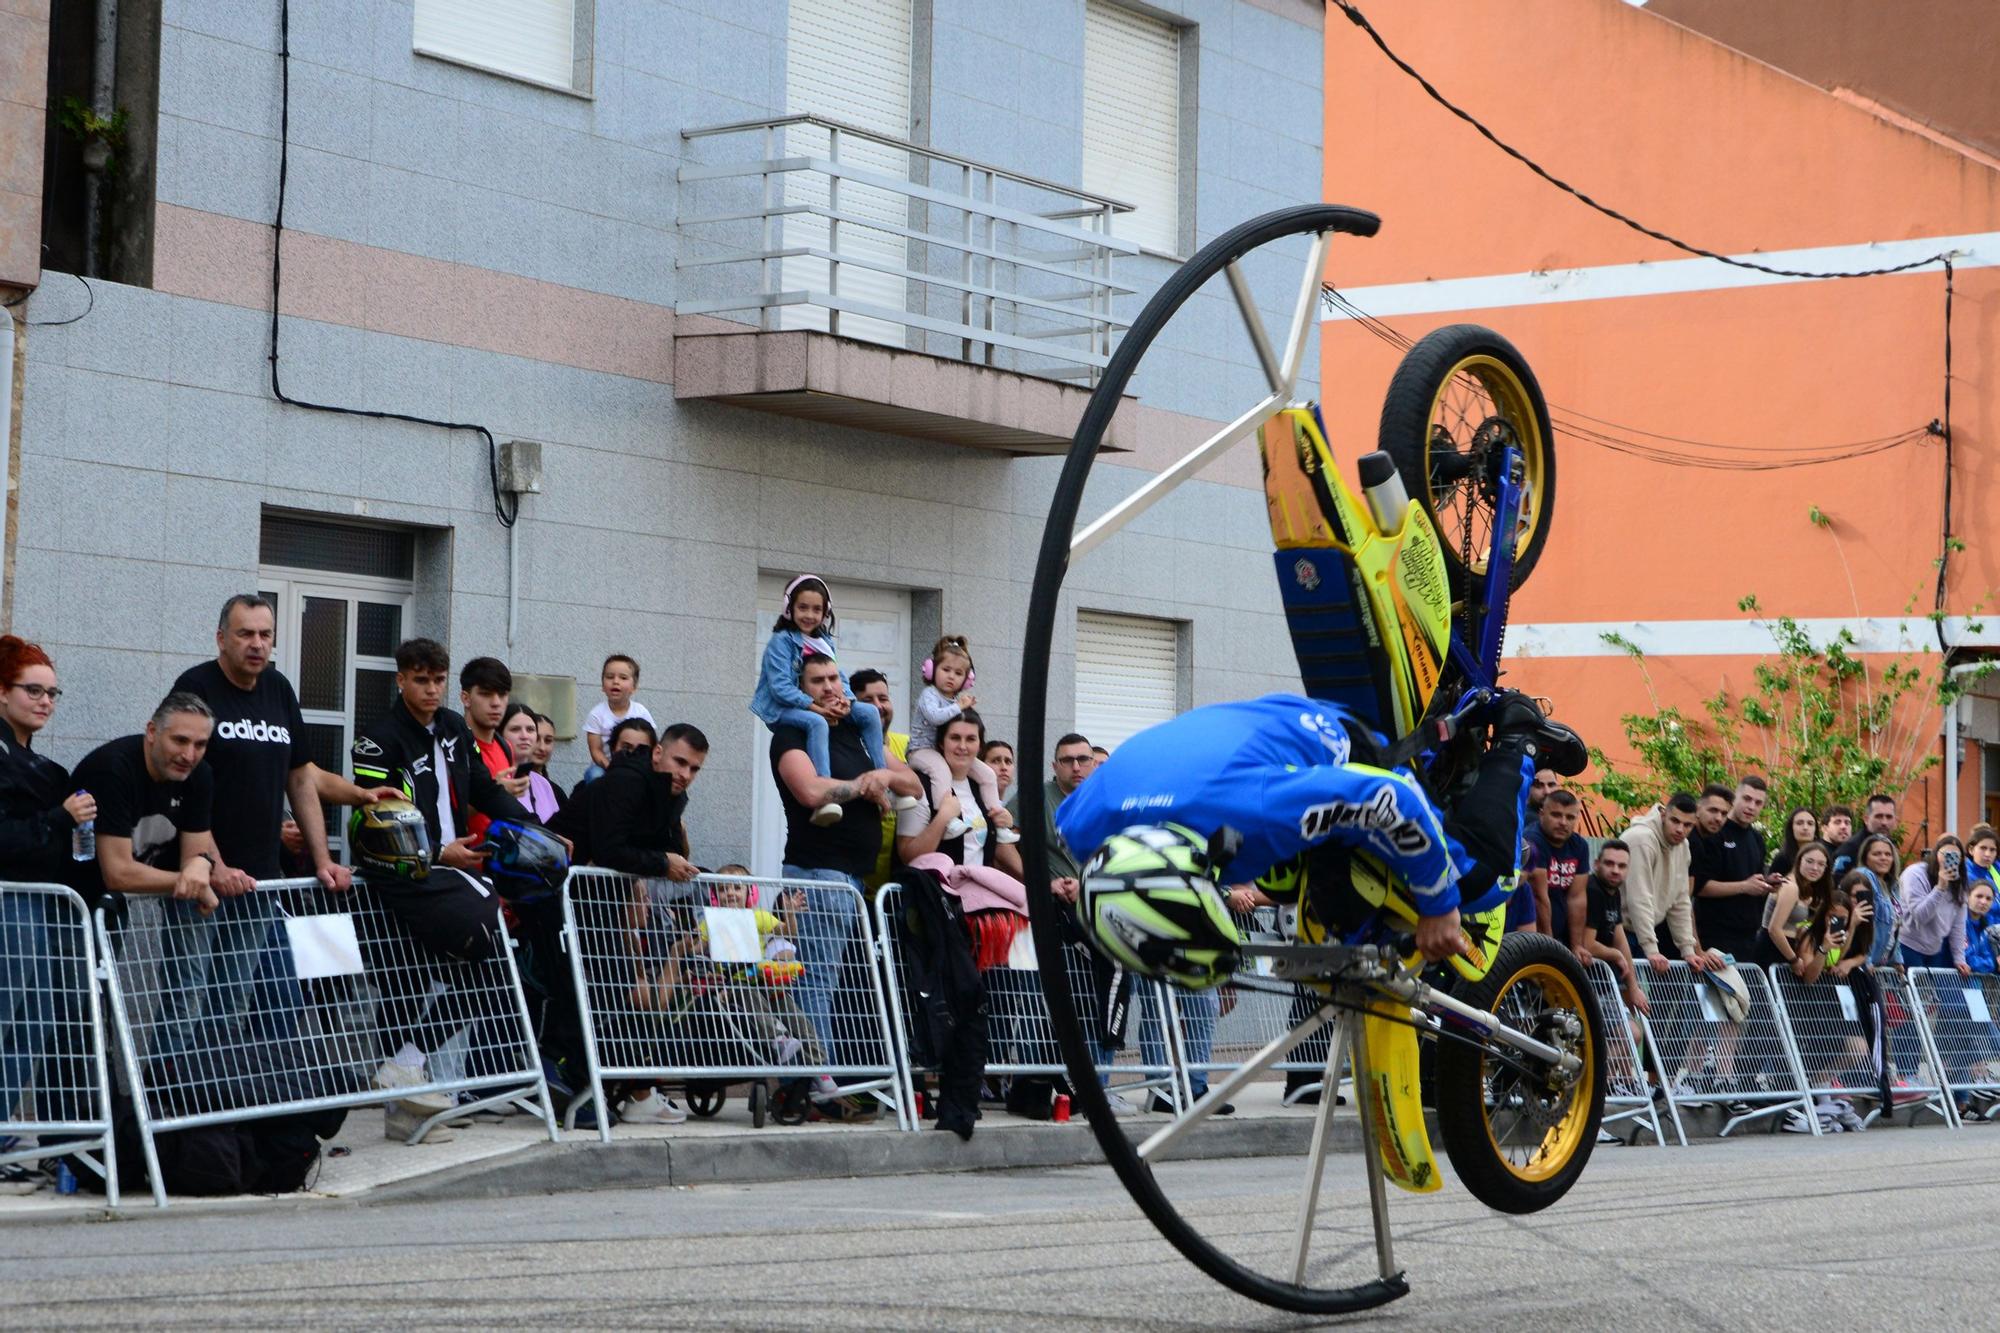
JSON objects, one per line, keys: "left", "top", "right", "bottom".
{"left": 771, "top": 703, "right": 887, "bottom": 776}
{"left": 0, "top": 893, "right": 54, "bottom": 1122}
{"left": 782, "top": 864, "right": 864, "bottom": 1058}
{"left": 155, "top": 893, "right": 304, "bottom": 1066}
{"left": 1143, "top": 987, "right": 1218, "bottom": 1097}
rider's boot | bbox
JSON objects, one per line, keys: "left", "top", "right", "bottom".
{"left": 1485, "top": 689, "right": 1588, "bottom": 777}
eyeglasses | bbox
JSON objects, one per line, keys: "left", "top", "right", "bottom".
{"left": 8, "top": 684, "right": 61, "bottom": 702}
{"left": 1056, "top": 754, "right": 1093, "bottom": 766}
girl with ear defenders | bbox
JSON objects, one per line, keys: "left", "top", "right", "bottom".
{"left": 908, "top": 635, "right": 1017, "bottom": 843}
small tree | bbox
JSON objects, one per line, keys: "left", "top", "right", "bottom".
{"left": 1586, "top": 593, "right": 1992, "bottom": 843}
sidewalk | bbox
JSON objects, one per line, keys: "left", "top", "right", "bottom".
{"left": 0, "top": 1078, "right": 1345, "bottom": 1217}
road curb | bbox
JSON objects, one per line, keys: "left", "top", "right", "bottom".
{"left": 362, "top": 1112, "right": 1395, "bottom": 1204}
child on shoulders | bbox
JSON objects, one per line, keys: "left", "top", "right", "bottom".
{"left": 907, "top": 634, "right": 1017, "bottom": 844}
{"left": 750, "top": 574, "right": 900, "bottom": 827}
{"left": 584, "top": 654, "right": 655, "bottom": 779}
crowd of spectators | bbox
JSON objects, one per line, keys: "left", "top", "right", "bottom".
{"left": 1521, "top": 770, "right": 2000, "bottom": 1133}
{"left": 4, "top": 578, "right": 1998, "bottom": 1193}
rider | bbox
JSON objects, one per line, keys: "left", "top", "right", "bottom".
{"left": 1055, "top": 689, "right": 1586, "bottom": 963}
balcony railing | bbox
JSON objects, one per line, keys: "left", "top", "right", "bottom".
{"left": 675, "top": 114, "right": 1139, "bottom": 384}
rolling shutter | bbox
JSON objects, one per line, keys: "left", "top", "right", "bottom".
{"left": 414, "top": 0, "right": 577, "bottom": 90}
{"left": 782, "top": 0, "right": 914, "bottom": 344}
{"left": 1082, "top": 2, "right": 1182, "bottom": 253}
{"left": 1075, "top": 611, "right": 1181, "bottom": 752}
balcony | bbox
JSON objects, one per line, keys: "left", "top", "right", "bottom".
{"left": 672, "top": 115, "right": 1140, "bottom": 455}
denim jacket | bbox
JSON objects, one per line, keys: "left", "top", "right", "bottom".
{"left": 749, "top": 627, "right": 849, "bottom": 724}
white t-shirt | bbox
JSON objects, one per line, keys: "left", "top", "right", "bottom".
{"left": 952, "top": 775, "right": 987, "bottom": 868}
{"left": 428, "top": 726, "right": 457, "bottom": 847}
{"left": 584, "top": 698, "right": 656, "bottom": 740}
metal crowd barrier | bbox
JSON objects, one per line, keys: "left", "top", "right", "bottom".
{"left": 560, "top": 869, "right": 907, "bottom": 1140}
{"left": 875, "top": 883, "right": 1180, "bottom": 1127}
{"left": 1906, "top": 968, "right": 2000, "bottom": 1115}
{"left": 1163, "top": 906, "right": 1340, "bottom": 1105}
{"left": 1584, "top": 959, "right": 1680, "bottom": 1146}
{"left": 1638, "top": 961, "right": 1813, "bottom": 1135}
{"left": 99, "top": 877, "right": 557, "bottom": 1206}
{"left": 0, "top": 882, "right": 118, "bottom": 1202}
{"left": 1765, "top": 966, "right": 1954, "bottom": 1130}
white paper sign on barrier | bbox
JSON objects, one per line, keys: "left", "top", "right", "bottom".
{"left": 1835, "top": 985, "right": 1858, "bottom": 1023}
{"left": 284, "top": 913, "right": 364, "bottom": 979}
{"left": 1967, "top": 988, "right": 1993, "bottom": 1026}
{"left": 703, "top": 906, "right": 763, "bottom": 964}
{"left": 1696, "top": 985, "right": 1725, "bottom": 1023}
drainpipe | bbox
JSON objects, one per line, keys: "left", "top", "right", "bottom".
{"left": 507, "top": 518, "right": 519, "bottom": 648}
{"left": 83, "top": 0, "right": 120, "bottom": 276}
{"left": 0, "top": 307, "right": 14, "bottom": 629}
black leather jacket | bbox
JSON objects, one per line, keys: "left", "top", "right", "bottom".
{"left": 350, "top": 698, "right": 533, "bottom": 849}
{"left": 0, "top": 731, "right": 77, "bottom": 886}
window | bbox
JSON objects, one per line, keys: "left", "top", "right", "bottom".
{"left": 414, "top": 0, "right": 592, "bottom": 94}
{"left": 260, "top": 514, "right": 419, "bottom": 856}
{"left": 1082, "top": 1, "right": 1183, "bottom": 254}
{"left": 1075, "top": 610, "right": 1183, "bottom": 752}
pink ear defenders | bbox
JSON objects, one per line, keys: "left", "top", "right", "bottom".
{"left": 920, "top": 657, "right": 975, "bottom": 686}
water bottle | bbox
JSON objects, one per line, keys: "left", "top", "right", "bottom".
{"left": 70, "top": 791, "right": 94, "bottom": 862}
{"left": 54, "top": 1161, "right": 77, "bottom": 1195}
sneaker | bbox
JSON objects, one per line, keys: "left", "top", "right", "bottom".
{"left": 1596, "top": 1129, "right": 1624, "bottom": 1145}
{"left": 454, "top": 1090, "right": 524, "bottom": 1122}
{"left": 994, "top": 828, "right": 1021, "bottom": 845}
{"left": 1780, "top": 1107, "right": 1818, "bottom": 1134}
{"left": 385, "top": 1103, "right": 456, "bottom": 1143}
{"left": 1890, "top": 1079, "right": 1927, "bottom": 1107}
{"left": 944, "top": 818, "right": 969, "bottom": 838}
{"left": 1836, "top": 1105, "right": 1866, "bottom": 1132}
{"left": 810, "top": 802, "right": 844, "bottom": 828}
{"left": 620, "top": 1089, "right": 689, "bottom": 1124}
{"left": 816, "top": 1093, "right": 881, "bottom": 1123}
{"left": 1148, "top": 1092, "right": 1233, "bottom": 1116}
{"left": 375, "top": 1060, "right": 453, "bottom": 1114}
{"left": 1104, "top": 1092, "right": 1139, "bottom": 1117}
{"left": 1818, "top": 1113, "right": 1845, "bottom": 1133}
{"left": 811, "top": 1074, "right": 841, "bottom": 1100}
{"left": 0, "top": 1162, "right": 41, "bottom": 1195}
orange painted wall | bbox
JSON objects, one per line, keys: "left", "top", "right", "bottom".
{"left": 1316, "top": 0, "right": 2000, "bottom": 838}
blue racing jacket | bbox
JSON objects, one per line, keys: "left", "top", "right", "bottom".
{"left": 1056, "top": 694, "right": 1524, "bottom": 918}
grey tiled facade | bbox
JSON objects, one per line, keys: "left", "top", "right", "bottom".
{"left": 11, "top": 0, "right": 1326, "bottom": 868}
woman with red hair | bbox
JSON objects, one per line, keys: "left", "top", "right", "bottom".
{"left": 0, "top": 634, "right": 94, "bottom": 1190}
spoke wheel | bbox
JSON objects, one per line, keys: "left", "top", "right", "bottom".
{"left": 1377, "top": 325, "right": 1555, "bottom": 598}
{"left": 1434, "top": 934, "right": 1604, "bottom": 1213}
{"left": 1021, "top": 204, "right": 1419, "bottom": 1316}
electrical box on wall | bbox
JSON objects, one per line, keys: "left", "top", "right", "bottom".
{"left": 498, "top": 439, "right": 544, "bottom": 494}
{"left": 510, "top": 673, "right": 576, "bottom": 738}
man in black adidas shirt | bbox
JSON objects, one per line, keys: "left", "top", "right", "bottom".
{"left": 174, "top": 595, "right": 400, "bottom": 889}
{"left": 164, "top": 596, "right": 402, "bottom": 1058}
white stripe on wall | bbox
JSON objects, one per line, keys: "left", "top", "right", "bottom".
{"left": 1503, "top": 615, "right": 1990, "bottom": 659}
{"left": 1323, "top": 231, "right": 2000, "bottom": 321}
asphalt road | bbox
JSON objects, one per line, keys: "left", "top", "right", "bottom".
{"left": 3, "top": 1127, "right": 1992, "bottom": 1329}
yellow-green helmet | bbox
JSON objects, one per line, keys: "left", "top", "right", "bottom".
{"left": 1078, "top": 823, "right": 1243, "bottom": 990}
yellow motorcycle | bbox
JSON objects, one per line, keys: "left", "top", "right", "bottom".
{"left": 1018, "top": 204, "right": 1603, "bottom": 1314}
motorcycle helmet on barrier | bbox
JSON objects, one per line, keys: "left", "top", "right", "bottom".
{"left": 1078, "top": 823, "right": 1244, "bottom": 990}
{"left": 482, "top": 821, "right": 571, "bottom": 898}
{"left": 350, "top": 798, "right": 431, "bottom": 881}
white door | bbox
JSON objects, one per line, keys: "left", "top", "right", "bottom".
{"left": 749, "top": 575, "right": 911, "bottom": 876}
{"left": 782, "top": 0, "right": 913, "bottom": 345}
{"left": 260, "top": 575, "right": 415, "bottom": 858}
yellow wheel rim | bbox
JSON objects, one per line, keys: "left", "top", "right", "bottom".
{"left": 1479, "top": 962, "right": 1592, "bottom": 1183}
{"left": 1422, "top": 354, "right": 1547, "bottom": 577}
